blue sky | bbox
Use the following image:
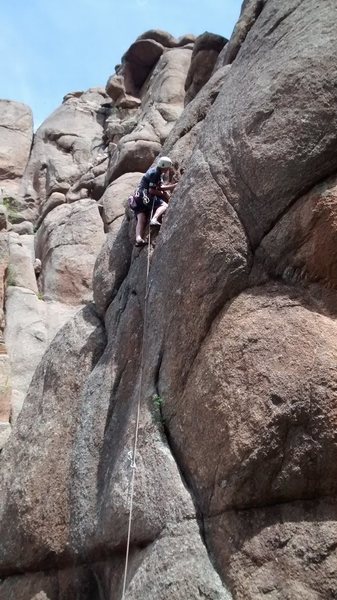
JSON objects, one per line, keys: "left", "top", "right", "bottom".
{"left": 1, "top": 0, "right": 243, "bottom": 129}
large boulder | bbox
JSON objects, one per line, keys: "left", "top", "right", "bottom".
{"left": 0, "top": 306, "right": 106, "bottom": 572}
{"left": 93, "top": 218, "right": 133, "bottom": 317}
{"left": 100, "top": 171, "right": 142, "bottom": 232}
{"left": 199, "top": 0, "right": 337, "bottom": 248}
{"left": 2, "top": 5, "right": 337, "bottom": 598}
{"left": 184, "top": 32, "right": 227, "bottom": 105}
{"left": 0, "top": 287, "right": 231, "bottom": 598}
{"left": 20, "top": 89, "right": 110, "bottom": 221}
{"left": 3, "top": 232, "right": 79, "bottom": 423}
{"left": 163, "top": 65, "right": 231, "bottom": 167}
{"left": 0, "top": 100, "right": 33, "bottom": 198}
{"left": 136, "top": 30, "right": 196, "bottom": 48}
{"left": 0, "top": 566, "right": 98, "bottom": 600}
{"left": 137, "top": 1, "right": 337, "bottom": 596}
{"left": 35, "top": 199, "right": 105, "bottom": 304}
{"left": 254, "top": 173, "right": 337, "bottom": 288}
{"left": 215, "top": 0, "right": 266, "bottom": 68}
{"left": 7, "top": 232, "right": 38, "bottom": 293}
{"left": 4, "top": 286, "right": 78, "bottom": 421}
{"left": 105, "top": 47, "right": 192, "bottom": 183}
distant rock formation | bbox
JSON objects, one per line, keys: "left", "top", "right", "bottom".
{"left": 0, "top": 100, "right": 33, "bottom": 199}
{"left": 1, "top": 1, "right": 337, "bottom": 598}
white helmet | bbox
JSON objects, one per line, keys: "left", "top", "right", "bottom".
{"left": 157, "top": 156, "right": 172, "bottom": 169}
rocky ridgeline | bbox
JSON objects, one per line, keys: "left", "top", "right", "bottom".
{"left": 0, "top": 1, "right": 337, "bottom": 598}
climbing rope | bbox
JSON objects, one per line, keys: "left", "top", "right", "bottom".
{"left": 121, "top": 201, "right": 154, "bottom": 599}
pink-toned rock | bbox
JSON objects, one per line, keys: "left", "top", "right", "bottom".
{"left": 0, "top": 353, "right": 11, "bottom": 447}
{"left": 0, "top": 233, "right": 9, "bottom": 326}
{"left": 0, "top": 101, "right": 33, "bottom": 198}
{"left": 208, "top": 498, "right": 337, "bottom": 600}
{"left": 164, "top": 284, "right": 337, "bottom": 515}
{"left": 106, "top": 48, "right": 192, "bottom": 183}
{"left": 20, "top": 90, "right": 108, "bottom": 220}
{"left": 35, "top": 199, "right": 105, "bottom": 304}
{"left": 254, "top": 174, "right": 337, "bottom": 288}
{"left": 4, "top": 287, "right": 78, "bottom": 421}
{"left": 106, "top": 74, "right": 126, "bottom": 102}
{"left": 0, "top": 306, "right": 106, "bottom": 571}
{"left": 164, "top": 65, "right": 231, "bottom": 168}
{"left": 7, "top": 232, "right": 38, "bottom": 293}
{"left": 2, "top": 6, "right": 337, "bottom": 598}
{"left": 36, "top": 191, "right": 66, "bottom": 227}
{"left": 100, "top": 171, "right": 142, "bottom": 230}
{"left": 0, "top": 233, "right": 10, "bottom": 449}
{"left": 65, "top": 153, "right": 109, "bottom": 203}
{"left": 0, "top": 558, "right": 99, "bottom": 599}
{"left": 93, "top": 218, "right": 133, "bottom": 316}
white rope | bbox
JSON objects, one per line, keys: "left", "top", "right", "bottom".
{"left": 121, "top": 201, "right": 155, "bottom": 599}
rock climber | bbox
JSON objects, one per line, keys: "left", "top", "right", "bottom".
{"left": 129, "top": 156, "right": 177, "bottom": 246}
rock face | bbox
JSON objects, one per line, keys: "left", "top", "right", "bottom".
{"left": 35, "top": 199, "right": 105, "bottom": 304}
{"left": 105, "top": 42, "right": 192, "bottom": 183}
{"left": 0, "top": 100, "right": 33, "bottom": 198}
{"left": 184, "top": 32, "right": 227, "bottom": 105}
{"left": 0, "top": 232, "right": 10, "bottom": 449}
{"left": 20, "top": 89, "right": 110, "bottom": 221}
{"left": 1, "top": 4, "right": 337, "bottom": 600}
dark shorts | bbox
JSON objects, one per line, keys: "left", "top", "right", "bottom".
{"left": 131, "top": 196, "right": 165, "bottom": 216}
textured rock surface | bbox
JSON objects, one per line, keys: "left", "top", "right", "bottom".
{"left": 164, "top": 65, "right": 231, "bottom": 168}
{"left": 105, "top": 46, "right": 192, "bottom": 182}
{"left": 100, "top": 171, "right": 141, "bottom": 232}
{"left": 184, "top": 32, "right": 227, "bottom": 105}
{"left": 20, "top": 89, "right": 109, "bottom": 221}
{"left": 215, "top": 0, "right": 266, "bottom": 68}
{"left": 141, "top": 2, "right": 337, "bottom": 597}
{"left": 163, "top": 283, "right": 337, "bottom": 513}
{"left": 35, "top": 199, "right": 105, "bottom": 304}
{"left": 8, "top": 232, "right": 38, "bottom": 293}
{"left": 93, "top": 217, "right": 133, "bottom": 316}
{"left": 0, "top": 563, "right": 98, "bottom": 600}
{"left": 0, "top": 100, "right": 33, "bottom": 198}
{"left": 116, "top": 521, "right": 231, "bottom": 600}
{"left": 4, "top": 287, "right": 78, "bottom": 420}
{"left": 1, "top": 6, "right": 337, "bottom": 599}
{"left": 254, "top": 174, "right": 337, "bottom": 288}
{"left": 0, "top": 233, "right": 10, "bottom": 449}
{"left": 0, "top": 306, "right": 106, "bottom": 570}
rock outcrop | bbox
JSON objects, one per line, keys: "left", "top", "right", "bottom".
{"left": 1, "top": 2, "right": 337, "bottom": 599}
{"left": 20, "top": 89, "right": 110, "bottom": 222}
{"left": 184, "top": 32, "right": 227, "bottom": 105}
{"left": 0, "top": 100, "right": 33, "bottom": 199}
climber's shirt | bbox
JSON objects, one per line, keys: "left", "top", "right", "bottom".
{"left": 128, "top": 166, "right": 165, "bottom": 215}
{"left": 138, "top": 166, "right": 162, "bottom": 195}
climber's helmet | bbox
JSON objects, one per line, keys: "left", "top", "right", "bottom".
{"left": 157, "top": 156, "right": 172, "bottom": 170}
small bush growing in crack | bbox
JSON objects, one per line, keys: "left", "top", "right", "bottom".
{"left": 6, "top": 265, "right": 17, "bottom": 287}
{"left": 152, "top": 394, "right": 165, "bottom": 427}
{"left": 2, "top": 197, "right": 21, "bottom": 224}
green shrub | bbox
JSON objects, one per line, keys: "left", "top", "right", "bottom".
{"left": 152, "top": 394, "right": 165, "bottom": 426}
{"left": 6, "top": 265, "right": 16, "bottom": 286}
{"left": 2, "top": 197, "right": 21, "bottom": 224}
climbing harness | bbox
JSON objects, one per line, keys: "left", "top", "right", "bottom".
{"left": 121, "top": 199, "right": 154, "bottom": 599}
